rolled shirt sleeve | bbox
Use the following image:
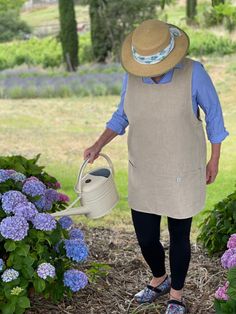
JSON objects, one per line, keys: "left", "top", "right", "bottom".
{"left": 193, "top": 61, "right": 229, "bottom": 144}
{"left": 105, "top": 73, "right": 129, "bottom": 135}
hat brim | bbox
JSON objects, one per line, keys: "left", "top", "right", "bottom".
{"left": 120, "top": 23, "right": 190, "bottom": 77}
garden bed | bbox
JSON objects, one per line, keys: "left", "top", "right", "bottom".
{"left": 27, "top": 224, "right": 227, "bottom": 314}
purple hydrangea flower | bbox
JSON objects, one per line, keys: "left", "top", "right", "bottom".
{"left": 14, "top": 202, "right": 38, "bottom": 221}
{"left": 45, "top": 189, "right": 59, "bottom": 202}
{"left": 0, "top": 258, "right": 4, "bottom": 271}
{"left": 63, "top": 269, "right": 88, "bottom": 292}
{"left": 32, "top": 213, "right": 56, "bottom": 231}
{"left": 0, "top": 170, "right": 11, "bottom": 183}
{"left": 215, "top": 281, "right": 229, "bottom": 300}
{"left": 64, "top": 239, "right": 89, "bottom": 262}
{"left": 0, "top": 216, "right": 29, "bottom": 241}
{"left": 58, "top": 216, "right": 73, "bottom": 229}
{"left": 227, "top": 234, "right": 236, "bottom": 249}
{"left": 1, "top": 190, "right": 28, "bottom": 214}
{"left": 37, "top": 262, "right": 56, "bottom": 280}
{"left": 22, "top": 179, "right": 46, "bottom": 197}
{"left": 58, "top": 193, "right": 70, "bottom": 203}
{"left": 69, "top": 228, "right": 84, "bottom": 241}
{"left": 221, "top": 248, "right": 236, "bottom": 269}
{"left": 1, "top": 268, "right": 19, "bottom": 282}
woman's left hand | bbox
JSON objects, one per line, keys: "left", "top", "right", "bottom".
{"left": 206, "top": 158, "right": 219, "bottom": 184}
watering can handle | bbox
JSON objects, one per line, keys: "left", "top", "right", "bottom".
{"left": 75, "top": 152, "right": 115, "bottom": 194}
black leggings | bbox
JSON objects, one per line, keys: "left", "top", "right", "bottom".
{"left": 131, "top": 208, "right": 192, "bottom": 290}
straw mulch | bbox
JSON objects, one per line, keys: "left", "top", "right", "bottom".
{"left": 27, "top": 224, "right": 227, "bottom": 314}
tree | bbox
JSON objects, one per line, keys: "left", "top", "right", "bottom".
{"left": 186, "top": 0, "right": 197, "bottom": 25}
{"left": 89, "top": 0, "right": 112, "bottom": 62}
{"left": 212, "top": 0, "right": 225, "bottom": 6}
{"left": 58, "top": 0, "right": 78, "bottom": 71}
{"left": 89, "top": 0, "right": 158, "bottom": 63}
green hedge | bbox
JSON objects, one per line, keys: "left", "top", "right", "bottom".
{"left": 0, "top": 30, "right": 235, "bottom": 70}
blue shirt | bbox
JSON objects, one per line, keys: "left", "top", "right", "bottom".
{"left": 105, "top": 60, "right": 229, "bottom": 144}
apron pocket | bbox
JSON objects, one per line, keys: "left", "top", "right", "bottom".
{"left": 176, "top": 168, "right": 204, "bottom": 207}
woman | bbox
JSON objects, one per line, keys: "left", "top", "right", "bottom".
{"left": 83, "top": 19, "right": 229, "bottom": 314}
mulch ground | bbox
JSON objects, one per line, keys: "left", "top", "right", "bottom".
{"left": 27, "top": 224, "right": 227, "bottom": 314}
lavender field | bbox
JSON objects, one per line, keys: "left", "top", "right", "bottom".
{"left": 0, "top": 64, "right": 124, "bottom": 98}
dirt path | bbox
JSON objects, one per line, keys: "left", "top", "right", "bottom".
{"left": 27, "top": 224, "right": 227, "bottom": 314}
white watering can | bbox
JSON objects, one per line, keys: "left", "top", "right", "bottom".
{"left": 51, "top": 153, "right": 120, "bottom": 219}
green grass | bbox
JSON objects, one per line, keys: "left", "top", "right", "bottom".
{"left": 21, "top": 4, "right": 89, "bottom": 28}
{"left": 0, "top": 54, "right": 235, "bottom": 242}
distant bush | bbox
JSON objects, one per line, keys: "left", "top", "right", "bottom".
{"left": 185, "top": 28, "right": 236, "bottom": 56}
{"left": 203, "top": 3, "right": 236, "bottom": 32}
{"left": 0, "top": 10, "right": 31, "bottom": 43}
{"left": 0, "top": 33, "right": 93, "bottom": 70}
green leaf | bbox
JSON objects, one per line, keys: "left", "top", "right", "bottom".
{"left": 17, "top": 296, "right": 30, "bottom": 309}
{"left": 16, "top": 244, "right": 30, "bottom": 257}
{"left": 1, "top": 303, "right": 16, "bottom": 314}
{"left": 33, "top": 278, "right": 46, "bottom": 293}
{"left": 21, "top": 265, "right": 34, "bottom": 279}
{"left": 4, "top": 241, "right": 16, "bottom": 252}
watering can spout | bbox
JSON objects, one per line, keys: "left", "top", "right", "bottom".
{"left": 51, "top": 205, "right": 90, "bottom": 217}
{"left": 51, "top": 153, "right": 120, "bottom": 219}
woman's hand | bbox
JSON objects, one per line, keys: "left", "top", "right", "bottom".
{"left": 206, "top": 158, "right": 219, "bottom": 184}
{"left": 83, "top": 142, "right": 102, "bottom": 164}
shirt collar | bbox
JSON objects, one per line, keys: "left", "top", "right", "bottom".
{"left": 142, "top": 61, "right": 184, "bottom": 84}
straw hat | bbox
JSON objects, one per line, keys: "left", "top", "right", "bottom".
{"left": 120, "top": 19, "right": 190, "bottom": 77}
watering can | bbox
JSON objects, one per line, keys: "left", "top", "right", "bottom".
{"left": 51, "top": 153, "right": 120, "bottom": 219}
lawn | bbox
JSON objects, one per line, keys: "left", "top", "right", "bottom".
{"left": 0, "top": 53, "right": 235, "bottom": 242}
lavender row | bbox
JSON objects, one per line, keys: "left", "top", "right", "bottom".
{"left": 0, "top": 71, "right": 124, "bottom": 98}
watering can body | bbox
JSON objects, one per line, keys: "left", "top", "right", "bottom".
{"left": 51, "top": 153, "right": 120, "bottom": 219}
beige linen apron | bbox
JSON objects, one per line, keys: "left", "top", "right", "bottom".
{"left": 123, "top": 57, "right": 207, "bottom": 219}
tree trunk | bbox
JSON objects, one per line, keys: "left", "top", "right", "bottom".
{"left": 89, "top": 0, "right": 112, "bottom": 63}
{"left": 58, "top": 0, "right": 78, "bottom": 71}
{"left": 186, "top": 0, "right": 197, "bottom": 25}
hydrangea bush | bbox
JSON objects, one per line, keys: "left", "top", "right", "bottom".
{"left": 214, "top": 233, "right": 236, "bottom": 313}
{"left": 0, "top": 155, "right": 89, "bottom": 314}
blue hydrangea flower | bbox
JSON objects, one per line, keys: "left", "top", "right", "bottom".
{"left": 37, "top": 262, "right": 56, "bottom": 280}
{"left": 0, "top": 170, "right": 11, "bottom": 183}
{"left": 69, "top": 228, "right": 84, "bottom": 241}
{"left": 1, "top": 190, "right": 28, "bottom": 214}
{"left": 0, "top": 258, "right": 4, "bottom": 271}
{"left": 14, "top": 202, "right": 38, "bottom": 221}
{"left": 22, "top": 179, "right": 46, "bottom": 197}
{"left": 1, "top": 268, "right": 19, "bottom": 282}
{"left": 63, "top": 269, "right": 88, "bottom": 292}
{"left": 10, "top": 172, "right": 26, "bottom": 182}
{"left": 0, "top": 216, "right": 29, "bottom": 241}
{"left": 34, "top": 195, "right": 48, "bottom": 211}
{"left": 58, "top": 216, "right": 73, "bottom": 230}
{"left": 64, "top": 239, "right": 89, "bottom": 263}
{"left": 32, "top": 213, "right": 56, "bottom": 231}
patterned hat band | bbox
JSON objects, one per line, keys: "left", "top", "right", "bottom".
{"left": 131, "top": 27, "right": 182, "bottom": 65}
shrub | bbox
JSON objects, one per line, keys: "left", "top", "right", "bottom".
{"left": 197, "top": 185, "right": 236, "bottom": 256}
{"left": 185, "top": 27, "right": 236, "bottom": 56}
{"left": 214, "top": 233, "right": 236, "bottom": 313}
{"left": 203, "top": 3, "right": 236, "bottom": 32}
{"left": 0, "top": 10, "right": 31, "bottom": 43}
{"left": 0, "top": 155, "right": 89, "bottom": 313}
